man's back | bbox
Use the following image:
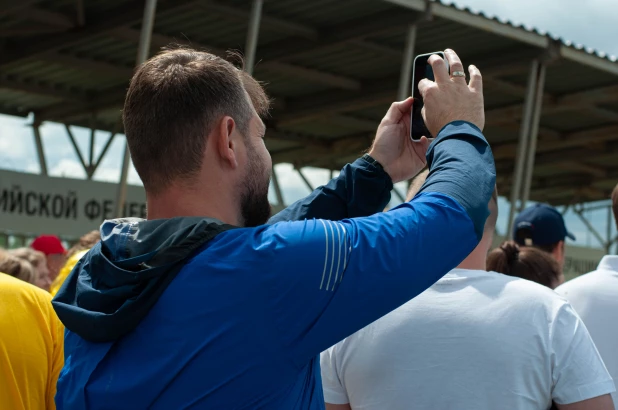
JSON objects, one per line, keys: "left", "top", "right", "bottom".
{"left": 556, "top": 256, "right": 618, "bottom": 408}
{"left": 321, "top": 269, "right": 614, "bottom": 410}
{"left": 0, "top": 272, "right": 64, "bottom": 410}
{"left": 57, "top": 229, "right": 326, "bottom": 409}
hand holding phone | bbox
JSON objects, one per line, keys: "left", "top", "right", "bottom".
{"left": 410, "top": 49, "right": 485, "bottom": 141}
{"left": 410, "top": 52, "right": 449, "bottom": 141}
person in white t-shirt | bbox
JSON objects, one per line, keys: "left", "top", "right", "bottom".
{"left": 321, "top": 171, "right": 615, "bottom": 410}
{"left": 556, "top": 183, "right": 618, "bottom": 410}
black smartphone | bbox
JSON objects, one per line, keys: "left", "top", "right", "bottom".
{"left": 410, "top": 52, "right": 450, "bottom": 141}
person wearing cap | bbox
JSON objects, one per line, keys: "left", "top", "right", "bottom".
{"left": 30, "top": 234, "right": 67, "bottom": 282}
{"left": 556, "top": 183, "right": 618, "bottom": 409}
{"left": 513, "top": 203, "right": 575, "bottom": 278}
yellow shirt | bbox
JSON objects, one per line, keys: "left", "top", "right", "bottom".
{"left": 50, "top": 249, "right": 89, "bottom": 297}
{"left": 0, "top": 273, "right": 64, "bottom": 410}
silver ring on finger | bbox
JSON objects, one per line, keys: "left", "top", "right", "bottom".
{"left": 451, "top": 71, "right": 466, "bottom": 78}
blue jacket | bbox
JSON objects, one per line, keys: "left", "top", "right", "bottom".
{"left": 52, "top": 121, "right": 495, "bottom": 409}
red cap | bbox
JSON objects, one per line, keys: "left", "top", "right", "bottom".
{"left": 31, "top": 235, "right": 66, "bottom": 255}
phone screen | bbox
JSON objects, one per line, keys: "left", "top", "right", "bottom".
{"left": 410, "top": 52, "right": 446, "bottom": 140}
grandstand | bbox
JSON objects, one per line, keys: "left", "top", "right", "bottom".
{"left": 0, "top": 0, "right": 617, "bottom": 253}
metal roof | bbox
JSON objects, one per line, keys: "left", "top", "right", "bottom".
{"left": 1, "top": 0, "right": 617, "bottom": 205}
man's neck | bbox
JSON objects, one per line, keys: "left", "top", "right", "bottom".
{"left": 145, "top": 186, "right": 241, "bottom": 226}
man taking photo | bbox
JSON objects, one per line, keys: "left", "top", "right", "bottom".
{"left": 53, "top": 48, "right": 495, "bottom": 409}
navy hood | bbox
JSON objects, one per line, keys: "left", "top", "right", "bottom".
{"left": 52, "top": 217, "right": 236, "bottom": 343}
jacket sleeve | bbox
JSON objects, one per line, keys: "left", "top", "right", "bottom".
{"left": 267, "top": 158, "right": 393, "bottom": 224}
{"left": 250, "top": 121, "right": 495, "bottom": 366}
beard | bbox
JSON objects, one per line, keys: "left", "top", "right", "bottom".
{"left": 239, "top": 145, "right": 272, "bottom": 228}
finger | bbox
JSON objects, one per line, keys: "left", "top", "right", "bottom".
{"left": 468, "top": 64, "right": 483, "bottom": 93}
{"left": 428, "top": 54, "right": 450, "bottom": 84}
{"left": 382, "top": 97, "right": 414, "bottom": 123}
{"left": 444, "top": 49, "right": 465, "bottom": 83}
{"left": 417, "top": 79, "right": 433, "bottom": 98}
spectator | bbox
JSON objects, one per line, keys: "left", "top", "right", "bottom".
{"left": 0, "top": 271, "right": 64, "bottom": 410}
{"left": 321, "top": 171, "right": 614, "bottom": 410}
{"left": 31, "top": 234, "right": 66, "bottom": 282}
{"left": 0, "top": 248, "right": 36, "bottom": 284}
{"left": 487, "top": 241, "right": 563, "bottom": 289}
{"left": 513, "top": 203, "right": 575, "bottom": 275}
{"left": 10, "top": 247, "right": 53, "bottom": 292}
{"left": 556, "top": 183, "right": 618, "bottom": 409}
{"left": 50, "top": 230, "right": 100, "bottom": 297}
{"left": 53, "top": 48, "right": 495, "bottom": 408}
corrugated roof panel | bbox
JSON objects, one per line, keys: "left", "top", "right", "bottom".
{"left": 541, "top": 110, "right": 613, "bottom": 133}
{"left": 0, "top": 89, "right": 61, "bottom": 109}
{"left": 254, "top": 0, "right": 393, "bottom": 27}
{"left": 254, "top": 68, "right": 333, "bottom": 98}
{"left": 288, "top": 44, "right": 399, "bottom": 80}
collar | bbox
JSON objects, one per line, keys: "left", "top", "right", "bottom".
{"left": 597, "top": 255, "right": 618, "bottom": 272}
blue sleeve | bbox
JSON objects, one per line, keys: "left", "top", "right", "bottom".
{"left": 267, "top": 158, "right": 393, "bottom": 224}
{"left": 417, "top": 121, "right": 495, "bottom": 240}
{"left": 253, "top": 193, "right": 477, "bottom": 367}
{"left": 247, "top": 121, "right": 496, "bottom": 366}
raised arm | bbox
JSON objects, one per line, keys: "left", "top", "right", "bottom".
{"left": 267, "top": 156, "right": 393, "bottom": 224}
{"left": 242, "top": 49, "right": 495, "bottom": 365}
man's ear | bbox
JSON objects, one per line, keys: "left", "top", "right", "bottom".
{"left": 215, "top": 116, "right": 239, "bottom": 169}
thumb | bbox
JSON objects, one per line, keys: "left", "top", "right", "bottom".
{"left": 382, "top": 97, "right": 414, "bottom": 124}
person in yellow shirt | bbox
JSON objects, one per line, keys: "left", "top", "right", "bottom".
{"left": 0, "top": 270, "right": 64, "bottom": 410}
{"left": 50, "top": 230, "right": 100, "bottom": 297}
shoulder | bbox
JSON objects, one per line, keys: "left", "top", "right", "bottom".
{"left": 485, "top": 271, "right": 570, "bottom": 310}
{"left": 0, "top": 273, "right": 57, "bottom": 320}
{"left": 556, "top": 270, "right": 610, "bottom": 296}
{"left": 0, "top": 272, "right": 51, "bottom": 302}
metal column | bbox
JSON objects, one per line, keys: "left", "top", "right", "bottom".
{"left": 607, "top": 205, "right": 613, "bottom": 254}
{"left": 519, "top": 63, "right": 546, "bottom": 207}
{"left": 397, "top": 24, "right": 417, "bottom": 101}
{"left": 505, "top": 59, "right": 540, "bottom": 239}
{"left": 296, "top": 168, "right": 315, "bottom": 192}
{"left": 271, "top": 166, "right": 285, "bottom": 207}
{"left": 244, "top": 0, "right": 263, "bottom": 75}
{"left": 115, "top": 0, "right": 158, "bottom": 218}
{"left": 32, "top": 119, "right": 47, "bottom": 176}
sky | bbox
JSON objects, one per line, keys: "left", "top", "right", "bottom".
{"left": 1, "top": 0, "right": 617, "bottom": 249}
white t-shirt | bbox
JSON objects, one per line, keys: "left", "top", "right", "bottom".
{"left": 321, "top": 269, "right": 615, "bottom": 410}
{"left": 556, "top": 255, "right": 618, "bottom": 409}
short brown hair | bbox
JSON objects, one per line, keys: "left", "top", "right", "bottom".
{"left": 123, "top": 47, "right": 270, "bottom": 195}
{"left": 487, "top": 241, "right": 561, "bottom": 289}
{"left": 66, "top": 230, "right": 101, "bottom": 259}
{"left": 0, "top": 249, "right": 35, "bottom": 284}
{"left": 406, "top": 169, "right": 499, "bottom": 233}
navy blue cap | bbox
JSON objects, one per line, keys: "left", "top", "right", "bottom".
{"left": 513, "top": 203, "right": 575, "bottom": 246}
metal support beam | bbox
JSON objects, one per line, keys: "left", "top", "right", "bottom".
{"left": 91, "top": 130, "right": 117, "bottom": 176}
{"left": 505, "top": 59, "right": 540, "bottom": 239}
{"left": 88, "top": 115, "right": 96, "bottom": 178}
{"left": 115, "top": 0, "right": 158, "bottom": 218}
{"left": 244, "top": 0, "right": 264, "bottom": 75}
{"left": 607, "top": 205, "right": 613, "bottom": 254}
{"left": 64, "top": 124, "right": 89, "bottom": 176}
{"left": 392, "top": 187, "right": 406, "bottom": 203}
{"left": 519, "top": 63, "right": 546, "bottom": 207}
{"left": 397, "top": 24, "right": 417, "bottom": 101}
{"left": 32, "top": 121, "right": 47, "bottom": 176}
{"left": 76, "top": 0, "right": 86, "bottom": 26}
{"left": 296, "top": 168, "right": 315, "bottom": 192}
{"left": 574, "top": 208, "right": 606, "bottom": 249}
{"left": 271, "top": 166, "right": 285, "bottom": 207}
